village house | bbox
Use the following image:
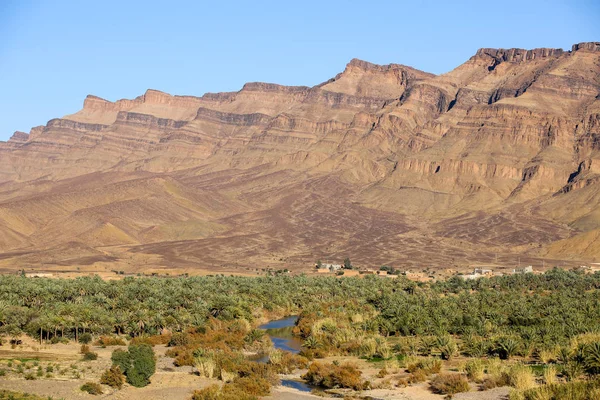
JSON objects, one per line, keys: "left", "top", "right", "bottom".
{"left": 25, "top": 272, "right": 54, "bottom": 278}
{"left": 513, "top": 266, "right": 534, "bottom": 274}
{"left": 461, "top": 267, "right": 494, "bottom": 280}
{"left": 473, "top": 268, "right": 493, "bottom": 276}
{"left": 316, "top": 263, "right": 342, "bottom": 272}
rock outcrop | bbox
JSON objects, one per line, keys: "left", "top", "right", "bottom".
{"left": 1, "top": 42, "right": 599, "bottom": 271}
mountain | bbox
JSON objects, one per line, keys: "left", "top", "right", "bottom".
{"left": 1, "top": 42, "right": 600, "bottom": 274}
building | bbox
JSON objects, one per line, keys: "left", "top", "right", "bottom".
{"left": 25, "top": 273, "right": 54, "bottom": 278}
{"left": 316, "top": 263, "right": 343, "bottom": 273}
{"left": 460, "top": 267, "right": 494, "bottom": 280}
{"left": 513, "top": 266, "right": 534, "bottom": 274}
{"left": 342, "top": 270, "right": 360, "bottom": 277}
{"left": 473, "top": 268, "right": 493, "bottom": 276}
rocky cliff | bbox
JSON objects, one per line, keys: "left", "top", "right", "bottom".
{"left": 1, "top": 42, "right": 599, "bottom": 273}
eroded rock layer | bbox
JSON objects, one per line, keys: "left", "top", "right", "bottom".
{"left": 1, "top": 42, "right": 600, "bottom": 272}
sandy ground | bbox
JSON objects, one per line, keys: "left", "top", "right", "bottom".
{"left": 0, "top": 338, "right": 510, "bottom": 400}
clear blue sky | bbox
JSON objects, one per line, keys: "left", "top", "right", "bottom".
{"left": 1, "top": 0, "right": 598, "bottom": 140}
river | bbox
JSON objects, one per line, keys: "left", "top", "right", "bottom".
{"left": 257, "top": 315, "right": 313, "bottom": 393}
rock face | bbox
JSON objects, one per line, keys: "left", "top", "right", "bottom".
{"left": 1, "top": 42, "right": 600, "bottom": 272}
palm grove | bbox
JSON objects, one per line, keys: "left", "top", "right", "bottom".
{"left": 1, "top": 270, "right": 600, "bottom": 398}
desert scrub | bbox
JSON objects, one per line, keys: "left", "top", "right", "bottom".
{"left": 506, "top": 364, "right": 536, "bottom": 391}
{"left": 95, "top": 335, "right": 126, "bottom": 346}
{"left": 302, "top": 361, "right": 364, "bottom": 390}
{"left": 430, "top": 373, "right": 470, "bottom": 396}
{"left": 465, "top": 359, "right": 485, "bottom": 382}
{"left": 543, "top": 365, "right": 557, "bottom": 385}
{"left": 24, "top": 373, "right": 36, "bottom": 380}
{"left": 82, "top": 351, "right": 98, "bottom": 361}
{"left": 515, "top": 379, "right": 600, "bottom": 400}
{"left": 100, "top": 365, "right": 126, "bottom": 388}
{"left": 0, "top": 391, "right": 58, "bottom": 400}
{"left": 80, "top": 382, "right": 103, "bottom": 395}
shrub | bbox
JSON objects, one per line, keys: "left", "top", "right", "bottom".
{"left": 465, "top": 359, "right": 485, "bottom": 382}
{"left": 80, "top": 344, "right": 90, "bottom": 354}
{"left": 168, "top": 332, "right": 191, "bottom": 347}
{"left": 562, "top": 361, "right": 585, "bottom": 382}
{"left": 111, "top": 344, "right": 156, "bottom": 387}
{"left": 302, "top": 361, "right": 363, "bottom": 390}
{"left": 192, "top": 384, "right": 258, "bottom": 400}
{"left": 543, "top": 365, "right": 557, "bottom": 385}
{"left": 430, "top": 374, "right": 470, "bottom": 395}
{"left": 83, "top": 351, "right": 98, "bottom": 361}
{"left": 100, "top": 365, "right": 125, "bottom": 389}
{"left": 95, "top": 336, "right": 126, "bottom": 346}
{"left": 24, "top": 373, "right": 36, "bottom": 380}
{"left": 80, "top": 382, "right": 103, "bottom": 395}
{"left": 407, "top": 358, "right": 441, "bottom": 375}
{"left": 233, "top": 376, "right": 271, "bottom": 396}
{"left": 79, "top": 333, "right": 92, "bottom": 344}
{"left": 506, "top": 364, "right": 536, "bottom": 391}
{"left": 408, "top": 369, "right": 428, "bottom": 383}
{"left": 131, "top": 334, "right": 171, "bottom": 346}
{"left": 174, "top": 349, "right": 194, "bottom": 367}
{"left": 519, "top": 379, "right": 600, "bottom": 400}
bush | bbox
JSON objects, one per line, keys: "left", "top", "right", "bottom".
{"left": 80, "top": 344, "right": 90, "bottom": 354}
{"left": 506, "top": 364, "right": 536, "bottom": 391}
{"left": 79, "top": 333, "right": 92, "bottom": 344}
{"left": 111, "top": 344, "right": 156, "bottom": 387}
{"left": 100, "top": 365, "right": 125, "bottom": 389}
{"left": 192, "top": 384, "right": 258, "bottom": 400}
{"left": 80, "top": 382, "right": 103, "bottom": 395}
{"left": 430, "top": 374, "right": 470, "bottom": 395}
{"left": 233, "top": 376, "right": 271, "bottom": 396}
{"left": 168, "top": 332, "right": 191, "bottom": 347}
{"left": 302, "top": 361, "right": 363, "bottom": 390}
{"left": 83, "top": 351, "right": 98, "bottom": 361}
{"left": 465, "top": 359, "right": 485, "bottom": 382}
{"left": 519, "top": 379, "right": 600, "bottom": 400}
{"left": 131, "top": 334, "right": 171, "bottom": 346}
{"left": 95, "top": 336, "right": 126, "bottom": 346}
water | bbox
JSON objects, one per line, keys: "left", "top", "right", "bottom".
{"left": 281, "top": 378, "right": 313, "bottom": 392}
{"left": 254, "top": 316, "right": 315, "bottom": 393}
{"left": 258, "top": 316, "right": 303, "bottom": 354}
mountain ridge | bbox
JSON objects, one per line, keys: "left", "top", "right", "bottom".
{"left": 1, "top": 42, "right": 599, "bottom": 274}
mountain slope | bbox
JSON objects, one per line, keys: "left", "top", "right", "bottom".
{"left": 1, "top": 42, "right": 599, "bottom": 273}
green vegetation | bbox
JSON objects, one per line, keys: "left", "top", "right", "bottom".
{"left": 80, "top": 382, "right": 103, "bottom": 395}
{"left": 0, "top": 391, "right": 62, "bottom": 400}
{"left": 1, "top": 269, "right": 600, "bottom": 396}
{"left": 111, "top": 344, "right": 156, "bottom": 387}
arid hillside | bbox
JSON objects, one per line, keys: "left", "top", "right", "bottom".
{"left": 1, "top": 42, "right": 600, "bottom": 274}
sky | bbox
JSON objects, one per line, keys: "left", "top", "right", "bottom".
{"left": 0, "top": 0, "right": 598, "bottom": 141}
